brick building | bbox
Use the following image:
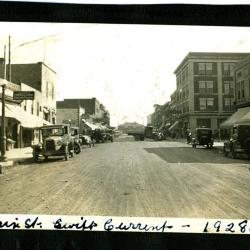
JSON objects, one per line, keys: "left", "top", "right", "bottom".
{"left": 56, "top": 98, "right": 110, "bottom": 132}
{"left": 0, "top": 78, "right": 51, "bottom": 148}
{"left": 0, "top": 62, "right": 57, "bottom": 124}
{"left": 173, "top": 52, "right": 250, "bottom": 137}
{"left": 221, "top": 55, "right": 250, "bottom": 129}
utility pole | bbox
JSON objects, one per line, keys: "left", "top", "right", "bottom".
{"left": 0, "top": 45, "right": 7, "bottom": 161}
{"left": 8, "top": 36, "right": 11, "bottom": 82}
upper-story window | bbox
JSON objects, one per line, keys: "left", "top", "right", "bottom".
{"left": 237, "top": 80, "right": 245, "bottom": 100}
{"left": 199, "top": 97, "right": 214, "bottom": 111}
{"left": 223, "top": 80, "right": 234, "bottom": 94}
{"left": 222, "top": 63, "right": 234, "bottom": 76}
{"left": 198, "top": 62, "right": 213, "bottom": 75}
{"left": 24, "top": 100, "right": 27, "bottom": 111}
{"left": 52, "top": 85, "right": 55, "bottom": 100}
{"left": 37, "top": 102, "right": 39, "bottom": 116}
{"left": 224, "top": 97, "right": 234, "bottom": 111}
{"left": 31, "top": 101, "right": 34, "bottom": 115}
{"left": 198, "top": 80, "right": 214, "bottom": 94}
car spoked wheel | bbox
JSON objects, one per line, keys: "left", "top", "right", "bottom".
{"left": 74, "top": 143, "right": 81, "bottom": 154}
{"left": 231, "top": 146, "right": 237, "bottom": 159}
{"left": 33, "top": 154, "right": 39, "bottom": 162}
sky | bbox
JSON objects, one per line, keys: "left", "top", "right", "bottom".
{"left": 0, "top": 23, "right": 250, "bottom": 126}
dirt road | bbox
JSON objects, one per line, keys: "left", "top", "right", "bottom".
{"left": 0, "top": 137, "right": 249, "bottom": 218}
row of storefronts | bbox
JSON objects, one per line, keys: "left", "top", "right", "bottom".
{"left": 1, "top": 100, "right": 51, "bottom": 149}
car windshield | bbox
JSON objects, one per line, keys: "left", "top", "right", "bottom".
{"left": 197, "top": 129, "right": 211, "bottom": 135}
{"left": 41, "top": 127, "right": 64, "bottom": 138}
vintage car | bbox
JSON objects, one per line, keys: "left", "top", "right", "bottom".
{"left": 223, "top": 124, "right": 250, "bottom": 158}
{"left": 70, "top": 127, "right": 82, "bottom": 154}
{"left": 92, "top": 129, "right": 105, "bottom": 143}
{"left": 32, "top": 124, "right": 74, "bottom": 161}
{"left": 191, "top": 127, "right": 214, "bottom": 149}
{"left": 102, "top": 129, "right": 114, "bottom": 142}
{"left": 79, "top": 134, "right": 93, "bottom": 147}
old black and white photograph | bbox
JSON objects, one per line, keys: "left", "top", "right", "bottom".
{"left": 0, "top": 22, "right": 249, "bottom": 220}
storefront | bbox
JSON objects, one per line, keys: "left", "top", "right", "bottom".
{"left": 0, "top": 102, "right": 51, "bottom": 148}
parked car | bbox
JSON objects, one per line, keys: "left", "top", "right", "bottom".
{"left": 102, "top": 129, "right": 114, "bottom": 142}
{"left": 80, "top": 134, "right": 93, "bottom": 147}
{"left": 70, "top": 127, "right": 82, "bottom": 154}
{"left": 223, "top": 124, "right": 250, "bottom": 158}
{"left": 152, "top": 131, "right": 164, "bottom": 141}
{"left": 32, "top": 124, "right": 74, "bottom": 161}
{"left": 191, "top": 128, "right": 214, "bottom": 149}
{"left": 92, "top": 129, "right": 105, "bottom": 143}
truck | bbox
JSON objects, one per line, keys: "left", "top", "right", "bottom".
{"left": 126, "top": 124, "right": 153, "bottom": 141}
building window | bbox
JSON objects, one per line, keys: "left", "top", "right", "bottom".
{"left": 31, "top": 101, "right": 34, "bottom": 115}
{"left": 198, "top": 80, "right": 214, "bottom": 93}
{"left": 223, "top": 63, "right": 234, "bottom": 76}
{"left": 199, "top": 98, "right": 206, "bottom": 110}
{"left": 52, "top": 85, "right": 54, "bottom": 100}
{"left": 24, "top": 100, "right": 27, "bottom": 111}
{"left": 242, "top": 81, "right": 245, "bottom": 98}
{"left": 199, "top": 97, "right": 214, "bottom": 111}
{"left": 224, "top": 80, "right": 233, "bottom": 94}
{"left": 37, "top": 102, "right": 39, "bottom": 116}
{"left": 207, "top": 98, "right": 214, "bottom": 109}
{"left": 224, "top": 98, "right": 234, "bottom": 111}
{"left": 198, "top": 62, "right": 213, "bottom": 75}
{"left": 236, "top": 80, "right": 245, "bottom": 100}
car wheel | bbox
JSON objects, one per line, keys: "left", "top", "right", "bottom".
{"left": 33, "top": 154, "right": 39, "bottom": 162}
{"left": 231, "top": 147, "right": 237, "bottom": 159}
{"left": 74, "top": 143, "right": 81, "bottom": 154}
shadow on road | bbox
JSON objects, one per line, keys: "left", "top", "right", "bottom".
{"left": 144, "top": 147, "right": 249, "bottom": 164}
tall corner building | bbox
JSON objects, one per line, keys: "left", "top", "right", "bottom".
{"left": 173, "top": 52, "right": 250, "bottom": 136}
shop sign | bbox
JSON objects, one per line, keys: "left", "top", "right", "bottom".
{"left": 13, "top": 91, "right": 35, "bottom": 100}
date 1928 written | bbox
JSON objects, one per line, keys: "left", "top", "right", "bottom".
{"left": 203, "top": 220, "right": 249, "bottom": 233}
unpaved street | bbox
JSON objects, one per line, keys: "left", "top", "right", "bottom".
{"left": 0, "top": 137, "right": 250, "bottom": 218}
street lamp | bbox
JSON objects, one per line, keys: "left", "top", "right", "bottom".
{"left": 0, "top": 79, "right": 7, "bottom": 162}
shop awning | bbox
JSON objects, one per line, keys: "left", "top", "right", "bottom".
{"left": 81, "top": 119, "right": 98, "bottom": 130}
{"left": 220, "top": 107, "right": 250, "bottom": 129}
{"left": 0, "top": 103, "right": 51, "bottom": 128}
{"left": 237, "top": 108, "right": 250, "bottom": 124}
{"left": 168, "top": 121, "right": 179, "bottom": 131}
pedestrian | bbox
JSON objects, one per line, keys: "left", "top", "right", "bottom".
{"left": 90, "top": 131, "right": 95, "bottom": 147}
{"left": 186, "top": 131, "right": 192, "bottom": 144}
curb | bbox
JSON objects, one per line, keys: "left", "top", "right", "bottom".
{"left": 0, "top": 157, "right": 33, "bottom": 174}
{"left": 0, "top": 161, "right": 14, "bottom": 174}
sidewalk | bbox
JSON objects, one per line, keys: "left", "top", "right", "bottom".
{"left": 6, "top": 147, "right": 33, "bottom": 161}
{"left": 0, "top": 147, "right": 33, "bottom": 174}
